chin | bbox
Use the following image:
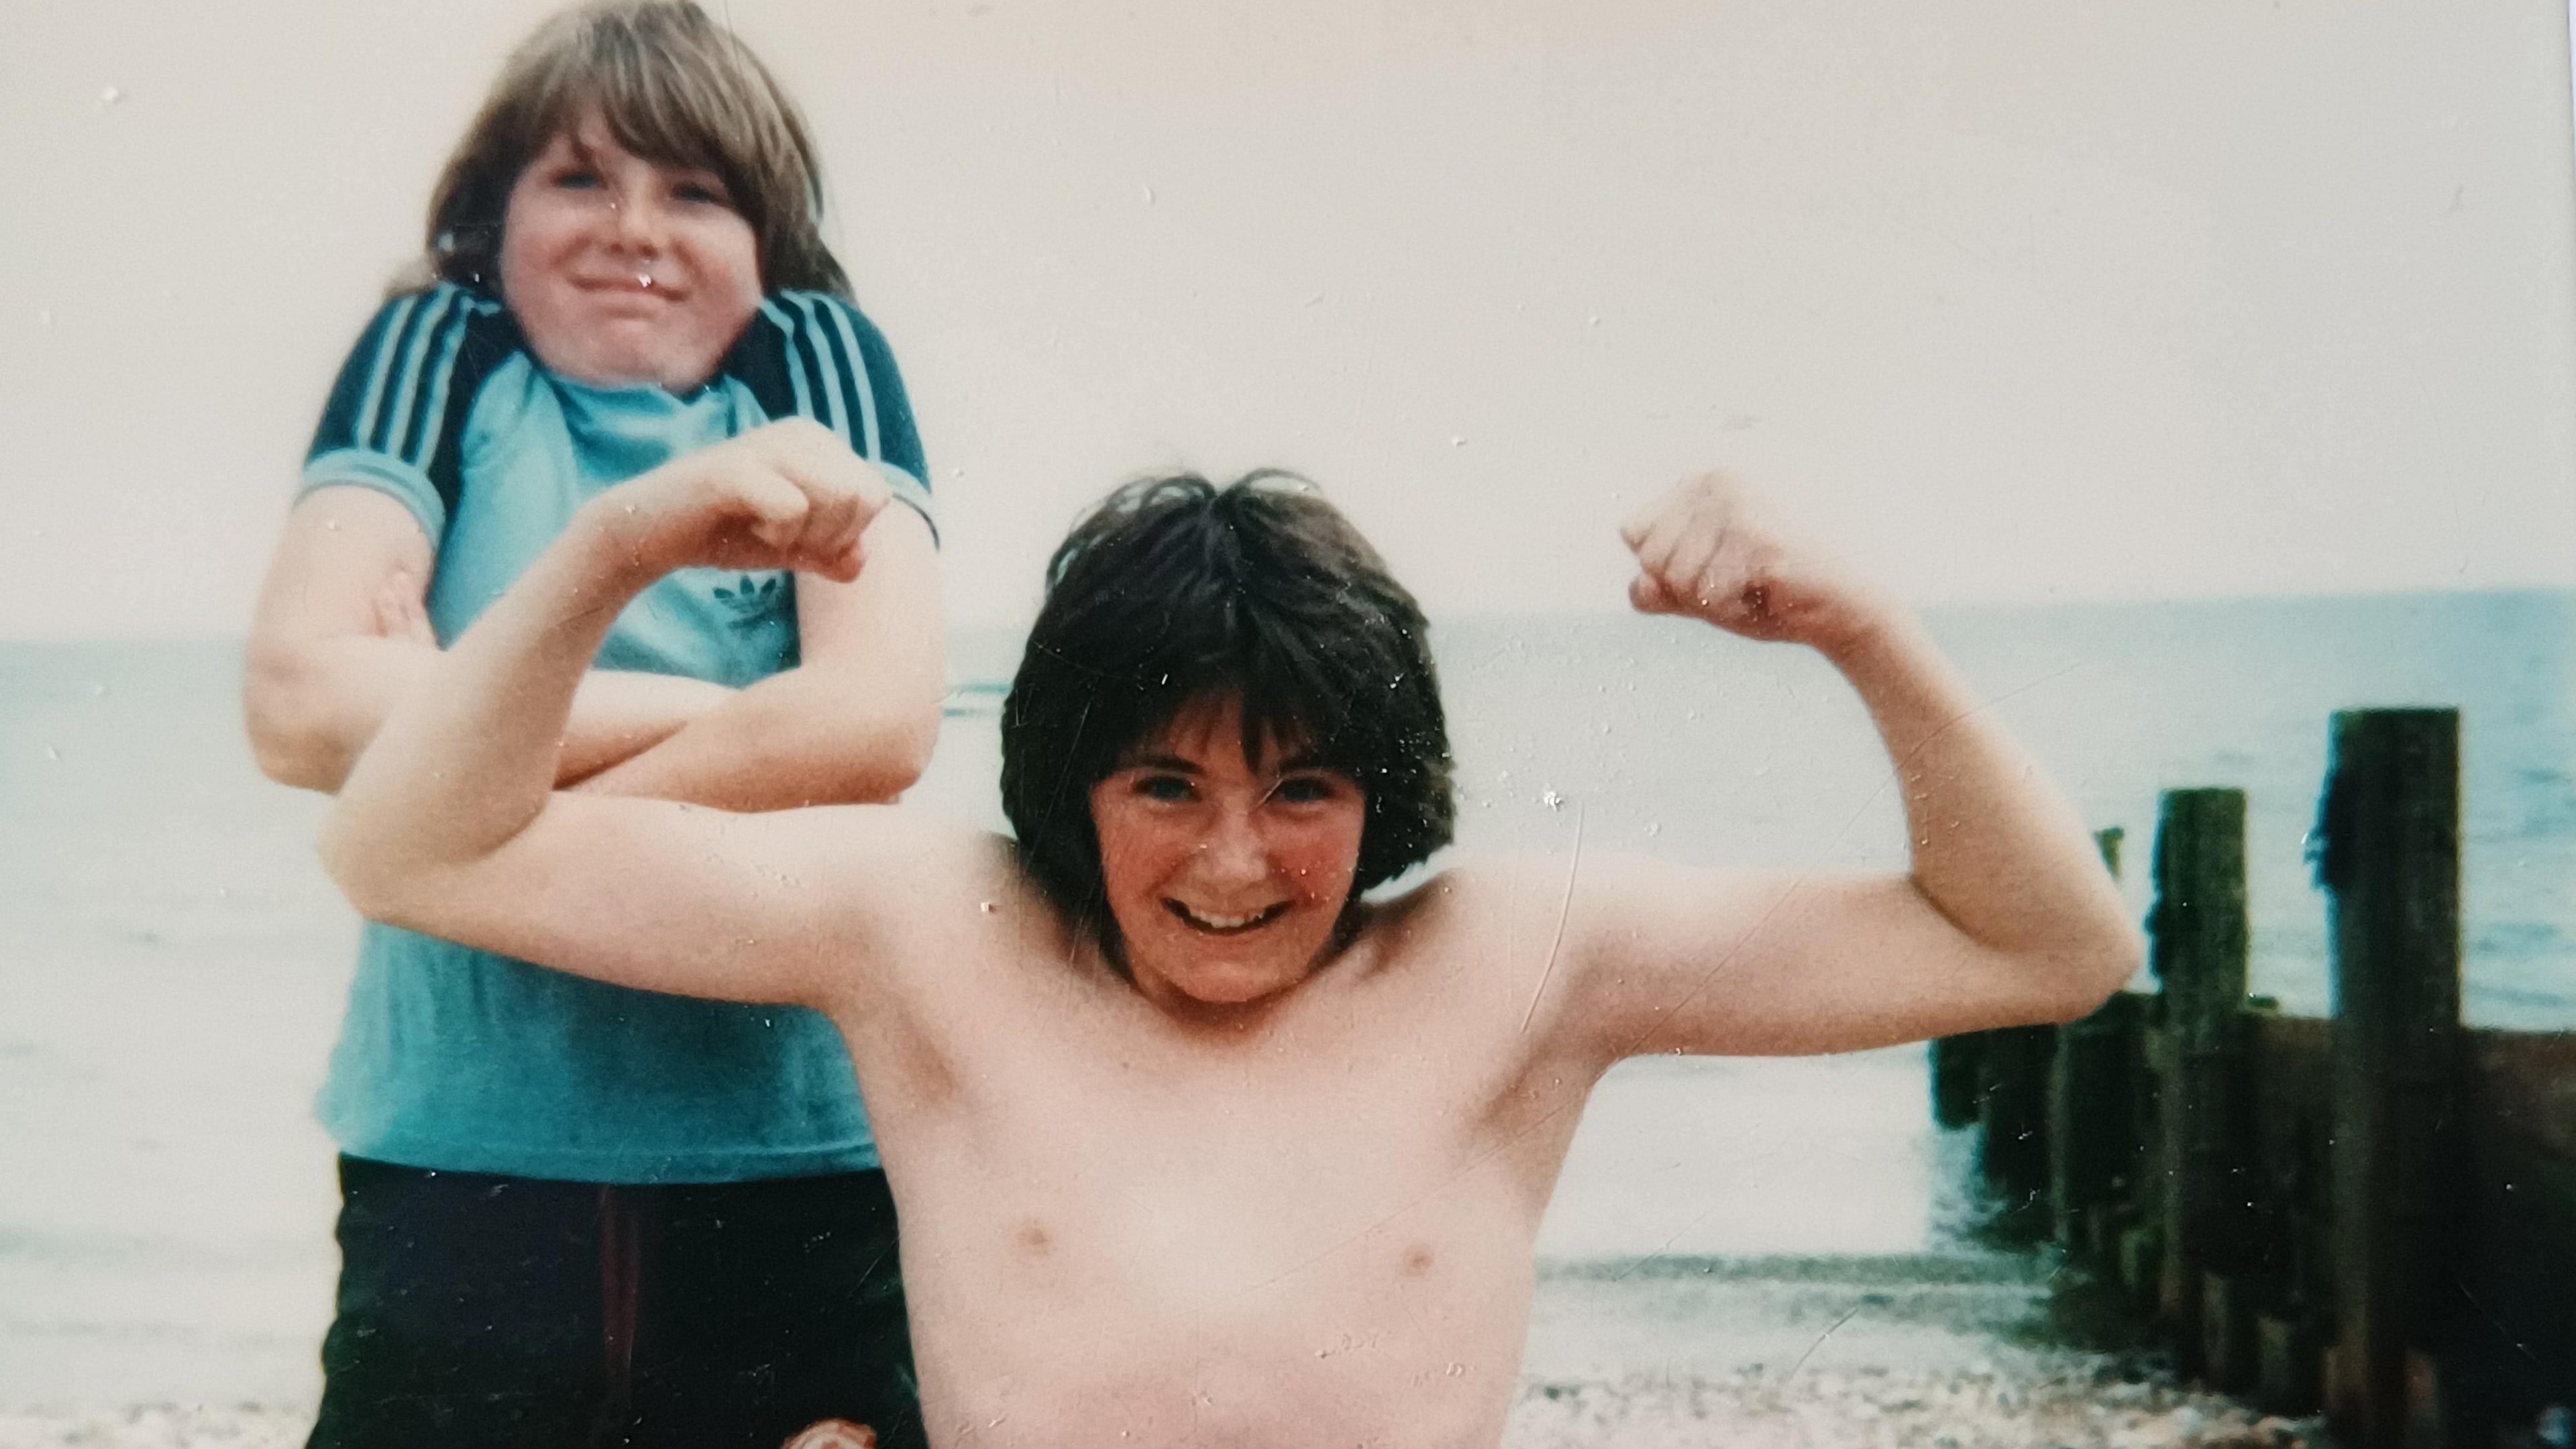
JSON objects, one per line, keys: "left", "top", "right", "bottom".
{"left": 1134, "top": 936, "right": 1320, "bottom": 1008}
{"left": 1177, "top": 963, "right": 1300, "bottom": 1006}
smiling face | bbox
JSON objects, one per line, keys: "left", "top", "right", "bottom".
{"left": 1087, "top": 694, "right": 1368, "bottom": 1012}
{"left": 498, "top": 111, "right": 763, "bottom": 392}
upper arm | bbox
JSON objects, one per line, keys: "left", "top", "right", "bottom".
{"left": 1548, "top": 856, "right": 2120, "bottom": 1064}
{"left": 251, "top": 284, "right": 496, "bottom": 771}
{"left": 243, "top": 487, "right": 435, "bottom": 784}
{"left": 341, "top": 790, "right": 985, "bottom": 1014}
{"left": 794, "top": 500, "right": 945, "bottom": 719}
{"left": 248, "top": 486, "right": 433, "bottom": 655}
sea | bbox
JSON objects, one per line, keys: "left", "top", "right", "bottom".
{"left": 3, "top": 592, "right": 2570, "bottom": 1404}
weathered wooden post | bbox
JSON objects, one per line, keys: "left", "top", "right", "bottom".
{"left": 2050, "top": 828, "right": 2140, "bottom": 1253}
{"left": 2315, "top": 709, "right": 2461, "bottom": 1448}
{"left": 1978, "top": 1024, "right": 2055, "bottom": 1230}
{"left": 1931, "top": 1033, "right": 1984, "bottom": 1130}
{"left": 2051, "top": 991, "right": 2145, "bottom": 1254}
{"left": 2146, "top": 788, "right": 2251, "bottom": 1368}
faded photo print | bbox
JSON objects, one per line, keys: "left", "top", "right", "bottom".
{"left": 4, "top": 3, "right": 2571, "bottom": 1446}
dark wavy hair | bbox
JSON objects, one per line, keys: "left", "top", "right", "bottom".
{"left": 1000, "top": 473, "right": 1456, "bottom": 948}
{"left": 415, "top": 0, "right": 849, "bottom": 299}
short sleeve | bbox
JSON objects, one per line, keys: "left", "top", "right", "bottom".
{"left": 738, "top": 291, "right": 935, "bottom": 539}
{"left": 301, "top": 284, "right": 515, "bottom": 547}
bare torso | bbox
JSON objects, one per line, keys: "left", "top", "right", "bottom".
{"left": 828, "top": 853, "right": 1597, "bottom": 1449}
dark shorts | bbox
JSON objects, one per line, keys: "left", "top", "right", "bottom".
{"left": 307, "top": 1156, "right": 923, "bottom": 1449}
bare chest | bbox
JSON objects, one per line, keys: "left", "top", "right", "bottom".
{"left": 916, "top": 1004, "right": 1556, "bottom": 1285}
{"left": 894, "top": 1034, "right": 1558, "bottom": 1449}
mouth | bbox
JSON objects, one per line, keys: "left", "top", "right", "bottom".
{"left": 1164, "top": 900, "right": 1291, "bottom": 936}
{"left": 576, "top": 275, "right": 682, "bottom": 299}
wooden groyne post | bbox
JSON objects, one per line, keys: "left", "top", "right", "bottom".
{"left": 2145, "top": 789, "right": 2252, "bottom": 1373}
{"left": 2049, "top": 828, "right": 2143, "bottom": 1253}
{"left": 2315, "top": 709, "right": 2461, "bottom": 1446}
{"left": 1939, "top": 704, "right": 2575, "bottom": 1439}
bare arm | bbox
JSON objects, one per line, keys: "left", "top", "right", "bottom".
{"left": 571, "top": 502, "right": 944, "bottom": 810}
{"left": 1544, "top": 473, "right": 2140, "bottom": 1065}
{"left": 244, "top": 486, "right": 732, "bottom": 792}
{"left": 318, "top": 425, "right": 956, "bottom": 1008}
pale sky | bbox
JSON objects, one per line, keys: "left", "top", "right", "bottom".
{"left": 5, "top": 0, "right": 2573, "bottom": 637}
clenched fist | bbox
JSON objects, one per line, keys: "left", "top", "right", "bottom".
{"left": 1620, "top": 472, "right": 1887, "bottom": 653}
{"left": 586, "top": 418, "right": 892, "bottom": 585}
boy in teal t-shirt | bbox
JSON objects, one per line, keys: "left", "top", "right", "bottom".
{"left": 243, "top": 5, "right": 945, "bottom": 1446}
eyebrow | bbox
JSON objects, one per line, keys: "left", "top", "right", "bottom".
{"left": 1124, "top": 753, "right": 1201, "bottom": 774}
{"left": 1119, "top": 751, "right": 1334, "bottom": 775}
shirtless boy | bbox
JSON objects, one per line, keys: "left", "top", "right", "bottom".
{"left": 321, "top": 438, "right": 2141, "bottom": 1449}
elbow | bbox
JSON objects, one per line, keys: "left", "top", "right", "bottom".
{"left": 862, "top": 707, "right": 939, "bottom": 799}
{"left": 315, "top": 802, "right": 405, "bottom": 926}
{"left": 242, "top": 650, "right": 351, "bottom": 792}
{"left": 316, "top": 798, "right": 467, "bottom": 934}
{"left": 2032, "top": 917, "right": 2146, "bottom": 1025}
{"left": 759, "top": 688, "right": 941, "bottom": 807}
{"left": 803, "top": 712, "right": 935, "bottom": 806}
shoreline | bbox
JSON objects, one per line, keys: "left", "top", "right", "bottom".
{"left": 0, "top": 1377, "right": 2311, "bottom": 1449}
{"left": 2, "top": 1254, "right": 2310, "bottom": 1449}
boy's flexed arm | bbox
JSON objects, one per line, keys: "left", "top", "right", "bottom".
{"left": 319, "top": 427, "right": 941, "bottom": 1008}
{"left": 1547, "top": 472, "right": 2140, "bottom": 1063}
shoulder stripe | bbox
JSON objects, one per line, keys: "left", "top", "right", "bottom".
{"left": 406, "top": 293, "right": 490, "bottom": 475}
{"left": 349, "top": 292, "right": 421, "bottom": 452}
{"left": 419, "top": 294, "right": 515, "bottom": 533}
{"left": 814, "top": 295, "right": 883, "bottom": 462}
{"left": 368, "top": 288, "right": 439, "bottom": 454}
{"left": 788, "top": 294, "right": 848, "bottom": 440}
{"left": 379, "top": 286, "right": 458, "bottom": 462}
{"left": 757, "top": 299, "right": 818, "bottom": 430}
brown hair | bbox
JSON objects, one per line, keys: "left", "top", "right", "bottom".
{"left": 417, "top": 1, "right": 848, "bottom": 299}
{"left": 1000, "top": 473, "right": 1457, "bottom": 953}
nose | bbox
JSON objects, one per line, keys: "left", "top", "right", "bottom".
{"left": 606, "top": 187, "right": 666, "bottom": 254}
{"left": 1195, "top": 808, "right": 1269, "bottom": 884}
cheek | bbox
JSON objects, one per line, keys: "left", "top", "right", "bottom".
{"left": 689, "top": 218, "right": 764, "bottom": 299}
{"left": 498, "top": 201, "right": 582, "bottom": 305}
{"left": 1280, "top": 817, "right": 1367, "bottom": 895}
{"left": 1090, "top": 805, "right": 1181, "bottom": 898}
{"left": 500, "top": 183, "right": 568, "bottom": 259}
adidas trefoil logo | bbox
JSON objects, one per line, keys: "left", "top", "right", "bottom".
{"left": 712, "top": 573, "right": 788, "bottom": 621}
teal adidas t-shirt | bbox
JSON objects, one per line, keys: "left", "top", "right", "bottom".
{"left": 301, "top": 283, "right": 930, "bottom": 1183}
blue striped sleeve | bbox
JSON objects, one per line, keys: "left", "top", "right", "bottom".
{"left": 302, "top": 284, "right": 508, "bottom": 546}
{"left": 753, "top": 292, "right": 934, "bottom": 538}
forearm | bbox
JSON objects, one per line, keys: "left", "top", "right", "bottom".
{"left": 248, "top": 635, "right": 731, "bottom": 792}
{"left": 1827, "top": 611, "right": 2135, "bottom": 965}
{"left": 574, "top": 672, "right": 936, "bottom": 810}
{"left": 321, "top": 514, "right": 646, "bottom": 896}
{"left": 578, "top": 507, "right": 946, "bottom": 811}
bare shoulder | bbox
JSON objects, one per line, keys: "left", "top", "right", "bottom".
{"left": 731, "top": 804, "right": 1037, "bottom": 1015}
{"left": 637, "top": 800, "right": 1022, "bottom": 961}
{"left": 785, "top": 805, "right": 1023, "bottom": 919}
{"left": 1376, "top": 854, "right": 1782, "bottom": 962}
{"left": 1348, "top": 854, "right": 1748, "bottom": 1000}
{"left": 1378, "top": 853, "right": 1799, "bottom": 1065}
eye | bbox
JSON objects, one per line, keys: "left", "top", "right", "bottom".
{"left": 672, "top": 177, "right": 733, "bottom": 208}
{"left": 550, "top": 166, "right": 604, "bottom": 191}
{"left": 1133, "top": 773, "right": 1194, "bottom": 803}
{"left": 1271, "top": 773, "right": 1348, "bottom": 806}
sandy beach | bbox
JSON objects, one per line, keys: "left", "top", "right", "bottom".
{"left": 0, "top": 1371, "right": 2308, "bottom": 1449}
{"left": 2, "top": 1254, "right": 2306, "bottom": 1449}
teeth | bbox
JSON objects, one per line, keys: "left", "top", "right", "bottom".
{"left": 1174, "top": 903, "right": 1282, "bottom": 932}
